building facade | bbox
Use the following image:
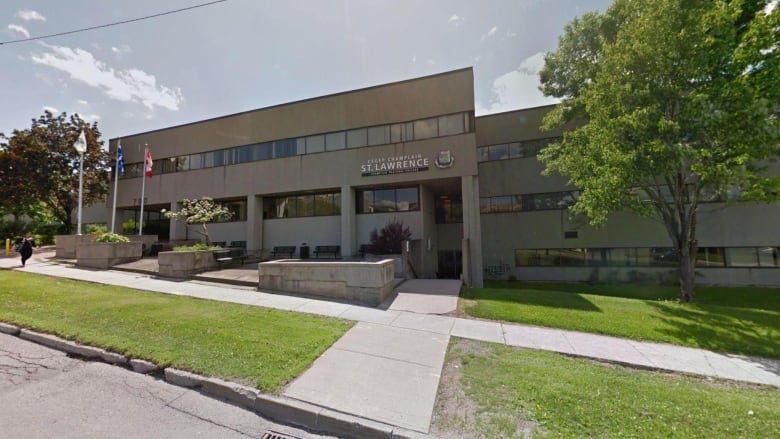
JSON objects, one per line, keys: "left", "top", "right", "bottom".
{"left": 110, "top": 68, "right": 780, "bottom": 287}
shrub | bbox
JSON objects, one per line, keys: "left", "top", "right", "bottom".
{"left": 85, "top": 224, "right": 108, "bottom": 234}
{"left": 172, "top": 243, "right": 214, "bottom": 251}
{"left": 94, "top": 232, "right": 130, "bottom": 243}
{"left": 369, "top": 220, "right": 412, "bottom": 254}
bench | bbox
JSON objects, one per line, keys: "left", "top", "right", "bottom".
{"left": 314, "top": 245, "right": 340, "bottom": 259}
{"left": 358, "top": 244, "right": 375, "bottom": 258}
{"left": 270, "top": 246, "right": 296, "bottom": 258}
{"left": 213, "top": 248, "right": 248, "bottom": 268}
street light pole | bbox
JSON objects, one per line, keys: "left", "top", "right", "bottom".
{"left": 72, "top": 129, "right": 87, "bottom": 235}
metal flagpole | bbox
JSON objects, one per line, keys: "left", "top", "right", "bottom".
{"left": 139, "top": 147, "right": 146, "bottom": 236}
{"left": 111, "top": 140, "right": 122, "bottom": 233}
{"left": 72, "top": 129, "right": 87, "bottom": 235}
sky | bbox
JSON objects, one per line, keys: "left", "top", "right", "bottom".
{"left": 0, "top": 0, "right": 612, "bottom": 143}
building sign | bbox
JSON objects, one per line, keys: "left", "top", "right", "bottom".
{"left": 361, "top": 153, "right": 430, "bottom": 176}
{"left": 360, "top": 151, "right": 454, "bottom": 177}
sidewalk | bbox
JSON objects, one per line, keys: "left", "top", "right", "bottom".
{"left": 2, "top": 252, "right": 779, "bottom": 435}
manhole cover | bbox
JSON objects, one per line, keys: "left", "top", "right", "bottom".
{"left": 261, "top": 430, "right": 302, "bottom": 439}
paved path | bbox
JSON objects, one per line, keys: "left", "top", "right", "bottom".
{"left": 2, "top": 253, "right": 779, "bottom": 434}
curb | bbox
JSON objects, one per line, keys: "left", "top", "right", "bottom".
{"left": 2, "top": 323, "right": 436, "bottom": 439}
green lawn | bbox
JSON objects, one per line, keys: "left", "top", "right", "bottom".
{"left": 0, "top": 271, "right": 353, "bottom": 392}
{"left": 462, "top": 282, "right": 780, "bottom": 358}
{"left": 434, "top": 338, "right": 780, "bottom": 439}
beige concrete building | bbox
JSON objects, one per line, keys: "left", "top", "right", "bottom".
{"left": 110, "top": 68, "right": 780, "bottom": 287}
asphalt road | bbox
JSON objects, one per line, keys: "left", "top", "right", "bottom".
{"left": 0, "top": 332, "right": 333, "bottom": 439}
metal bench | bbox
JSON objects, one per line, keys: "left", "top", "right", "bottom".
{"left": 213, "top": 248, "right": 248, "bottom": 268}
{"left": 313, "top": 245, "right": 340, "bottom": 259}
{"left": 270, "top": 246, "right": 296, "bottom": 258}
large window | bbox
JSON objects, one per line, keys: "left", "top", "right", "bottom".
{"left": 264, "top": 191, "right": 340, "bottom": 219}
{"left": 481, "top": 191, "right": 580, "bottom": 213}
{"left": 515, "top": 247, "right": 780, "bottom": 268}
{"left": 357, "top": 186, "right": 419, "bottom": 214}
{"left": 478, "top": 137, "right": 562, "bottom": 162}
{"left": 435, "top": 195, "right": 463, "bottom": 224}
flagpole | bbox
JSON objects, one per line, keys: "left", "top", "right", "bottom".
{"left": 111, "top": 140, "right": 121, "bottom": 233}
{"left": 72, "top": 129, "right": 87, "bottom": 236}
{"left": 139, "top": 146, "right": 147, "bottom": 236}
{"left": 77, "top": 152, "right": 84, "bottom": 235}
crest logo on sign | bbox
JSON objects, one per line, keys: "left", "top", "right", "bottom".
{"left": 435, "top": 150, "right": 454, "bottom": 169}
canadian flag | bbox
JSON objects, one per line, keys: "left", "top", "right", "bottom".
{"left": 144, "top": 148, "right": 153, "bottom": 178}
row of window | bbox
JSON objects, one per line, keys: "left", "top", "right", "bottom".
{"left": 120, "top": 112, "right": 472, "bottom": 179}
{"left": 477, "top": 137, "right": 560, "bottom": 163}
{"left": 515, "top": 247, "right": 780, "bottom": 268}
{"left": 357, "top": 186, "right": 419, "bottom": 213}
{"left": 263, "top": 191, "right": 342, "bottom": 219}
{"left": 481, "top": 191, "right": 580, "bottom": 213}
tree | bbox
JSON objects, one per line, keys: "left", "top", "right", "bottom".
{"left": 539, "top": 0, "right": 780, "bottom": 302}
{"left": 162, "top": 197, "right": 233, "bottom": 245}
{"left": 370, "top": 220, "right": 412, "bottom": 254}
{"left": 0, "top": 111, "right": 110, "bottom": 234}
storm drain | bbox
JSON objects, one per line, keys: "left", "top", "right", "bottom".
{"left": 261, "top": 430, "right": 302, "bottom": 439}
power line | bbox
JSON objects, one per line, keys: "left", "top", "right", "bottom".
{"left": 0, "top": 0, "right": 228, "bottom": 46}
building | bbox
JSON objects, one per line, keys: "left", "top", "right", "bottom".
{"left": 109, "top": 68, "right": 780, "bottom": 287}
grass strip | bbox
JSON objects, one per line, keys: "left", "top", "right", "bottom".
{"left": 435, "top": 338, "right": 780, "bottom": 438}
{"left": 0, "top": 271, "right": 353, "bottom": 392}
{"left": 462, "top": 285, "right": 779, "bottom": 358}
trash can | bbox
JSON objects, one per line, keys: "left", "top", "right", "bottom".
{"left": 300, "top": 243, "right": 310, "bottom": 259}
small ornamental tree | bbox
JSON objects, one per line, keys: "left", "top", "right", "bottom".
{"left": 162, "top": 197, "right": 232, "bottom": 245}
{"left": 369, "top": 220, "right": 412, "bottom": 254}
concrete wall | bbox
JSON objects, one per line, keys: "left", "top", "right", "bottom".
{"left": 258, "top": 259, "right": 396, "bottom": 306}
{"left": 75, "top": 242, "right": 142, "bottom": 269}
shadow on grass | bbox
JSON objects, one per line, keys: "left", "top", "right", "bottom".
{"left": 646, "top": 301, "right": 780, "bottom": 359}
{"left": 463, "top": 287, "right": 602, "bottom": 312}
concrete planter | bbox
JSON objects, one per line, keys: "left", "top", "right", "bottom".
{"left": 158, "top": 250, "right": 217, "bottom": 278}
{"left": 258, "top": 259, "right": 395, "bottom": 306}
{"left": 76, "top": 242, "right": 143, "bottom": 269}
{"left": 56, "top": 234, "right": 95, "bottom": 259}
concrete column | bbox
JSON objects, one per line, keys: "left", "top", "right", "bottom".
{"left": 461, "top": 175, "right": 484, "bottom": 287}
{"left": 340, "top": 185, "right": 356, "bottom": 258}
{"left": 246, "top": 195, "right": 263, "bottom": 253}
{"left": 168, "top": 201, "right": 180, "bottom": 240}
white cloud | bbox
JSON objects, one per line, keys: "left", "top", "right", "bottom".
{"left": 78, "top": 99, "right": 88, "bottom": 105}
{"left": 481, "top": 26, "right": 498, "bottom": 41}
{"left": 8, "top": 24, "right": 30, "bottom": 38}
{"left": 426, "top": 59, "right": 435, "bottom": 65}
{"left": 30, "top": 44, "right": 184, "bottom": 111}
{"left": 17, "top": 9, "right": 46, "bottom": 21}
{"left": 85, "top": 114, "right": 101, "bottom": 122}
{"left": 111, "top": 44, "right": 132, "bottom": 56}
{"left": 448, "top": 14, "right": 464, "bottom": 27}
{"left": 412, "top": 55, "right": 417, "bottom": 64}
{"left": 476, "top": 52, "right": 559, "bottom": 115}
{"left": 43, "top": 106, "right": 59, "bottom": 114}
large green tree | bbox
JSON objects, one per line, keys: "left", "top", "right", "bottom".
{"left": 539, "top": 0, "right": 780, "bottom": 302}
{"left": 0, "top": 111, "right": 110, "bottom": 234}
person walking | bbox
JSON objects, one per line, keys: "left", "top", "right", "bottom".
{"left": 19, "top": 232, "right": 35, "bottom": 267}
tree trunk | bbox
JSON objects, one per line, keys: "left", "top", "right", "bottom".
{"left": 678, "top": 246, "right": 696, "bottom": 302}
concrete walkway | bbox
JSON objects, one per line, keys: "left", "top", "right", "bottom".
{"left": 2, "top": 252, "right": 779, "bottom": 435}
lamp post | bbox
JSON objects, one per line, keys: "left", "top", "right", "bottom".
{"left": 72, "top": 129, "right": 87, "bottom": 235}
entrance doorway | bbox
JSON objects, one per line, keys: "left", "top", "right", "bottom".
{"left": 438, "top": 250, "right": 462, "bottom": 279}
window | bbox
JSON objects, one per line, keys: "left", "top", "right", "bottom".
{"left": 213, "top": 199, "right": 246, "bottom": 222}
{"left": 438, "top": 113, "right": 464, "bottom": 136}
{"left": 367, "top": 125, "right": 389, "bottom": 146}
{"left": 727, "top": 247, "right": 759, "bottom": 267}
{"left": 314, "top": 193, "right": 334, "bottom": 215}
{"left": 346, "top": 128, "right": 367, "bottom": 148}
{"left": 188, "top": 154, "right": 203, "bottom": 170}
{"left": 488, "top": 144, "right": 509, "bottom": 161}
{"left": 264, "top": 191, "right": 340, "bottom": 218}
{"left": 696, "top": 247, "right": 725, "bottom": 267}
{"left": 296, "top": 194, "right": 314, "bottom": 216}
{"left": 274, "top": 139, "right": 297, "bottom": 158}
{"left": 357, "top": 186, "right": 419, "bottom": 214}
{"left": 252, "top": 142, "right": 270, "bottom": 160}
{"left": 237, "top": 145, "right": 254, "bottom": 163}
{"left": 306, "top": 135, "right": 325, "bottom": 153}
{"left": 477, "top": 147, "right": 489, "bottom": 163}
{"left": 435, "top": 195, "right": 462, "bottom": 224}
{"left": 326, "top": 132, "right": 346, "bottom": 150}
{"left": 390, "top": 124, "right": 404, "bottom": 143}
{"left": 413, "top": 118, "right": 437, "bottom": 140}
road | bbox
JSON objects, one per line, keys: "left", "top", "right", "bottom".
{"left": 0, "top": 333, "right": 333, "bottom": 439}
